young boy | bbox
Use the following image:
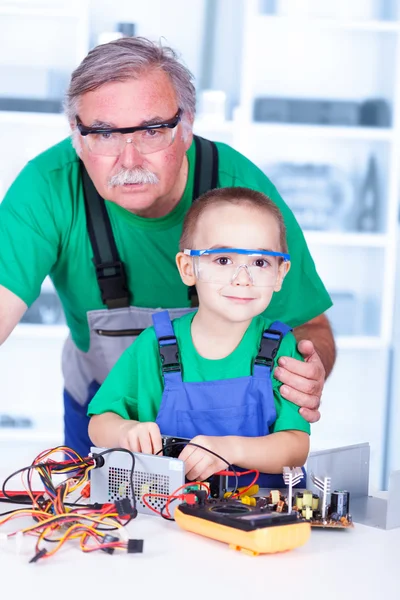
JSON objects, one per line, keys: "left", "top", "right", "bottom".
{"left": 88, "top": 187, "right": 310, "bottom": 485}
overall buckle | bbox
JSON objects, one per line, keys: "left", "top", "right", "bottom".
{"left": 158, "top": 336, "right": 181, "bottom": 373}
{"left": 255, "top": 329, "right": 284, "bottom": 368}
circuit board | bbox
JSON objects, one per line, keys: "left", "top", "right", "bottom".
{"left": 251, "top": 487, "right": 354, "bottom": 530}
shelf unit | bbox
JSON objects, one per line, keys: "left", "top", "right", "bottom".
{"left": 0, "top": 1, "right": 90, "bottom": 441}
{"left": 257, "top": 14, "right": 400, "bottom": 33}
{"left": 231, "top": 0, "right": 400, "bottom": 489}
{"left": 0, "top": 1, "right": 89, "bottom": 198}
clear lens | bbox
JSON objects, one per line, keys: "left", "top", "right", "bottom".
{"left": 85, "top": 126, "right": 177, "bottom": 156}
{"left": 193, "top": 252, "right": 282, "bottom": 287}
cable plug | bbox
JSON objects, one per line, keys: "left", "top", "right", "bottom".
{"left": 127, "top": 539, "right": 144, "bottom": 554}
{"left": 101, "top": 534, "right": 119, "bottom": 554}
{"left": 184, "top": 493, "right": 197, "bottom": 505}
{"left": 194, "top": 490, "right": 207, "bottom": 506}
{"left": 15, "top": 531, "right": 24, "bottom": 554}
{"left": 81, "top": 482, "right": 91, "bottom": 498}
{"left": 29, "top": 548, "right": 47, "bottom": 563}
{"left": 115, "top": 497, "right": 136, "bottom": 518}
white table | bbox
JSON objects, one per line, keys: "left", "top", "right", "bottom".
{"left": 0, "top": 496, "right": 398, "bottom": 599}
{"left": 0, "top": 446, "right": 398, "bottom": 600}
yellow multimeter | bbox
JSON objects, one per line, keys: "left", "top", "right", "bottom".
{"left": 174, "top": 498, "right": 311, "bottom": 556}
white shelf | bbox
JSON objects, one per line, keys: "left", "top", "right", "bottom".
{"left": 0, "top": 5, "right": 82, "bottom": 19}
{"left": 0, "top": 111, "right": 67, "bottom": 127}
{"left": 336, "top": 335, "right": 387, "bottom": 350}
{"left": 243, "top": 122, "right": 394, "bottom": 141}
{"left": 305, "top": 231, "right": 388, "bottom": 247}
{"left": 12, "top": 324, "right": 68, "bottom": 339}
{"left": 257, "top": 15, "right": 400, "bottom": 33}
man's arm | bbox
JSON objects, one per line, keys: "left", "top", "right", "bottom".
{"left": 274, "top": 313, "right": 336, "bottom": 424}
{"left": 0, "top": 285, "right": 27, "bottom": 345}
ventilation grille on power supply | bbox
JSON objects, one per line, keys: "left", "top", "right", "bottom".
{"left": 108, "top": 466, "right": 171, "bottom": 511}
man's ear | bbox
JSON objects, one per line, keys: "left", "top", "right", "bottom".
{"left": 176, "top": 252, "right": 196, "bottom": 286}
{"left": 274, "top": 261, "right": 291, "bottom": 292}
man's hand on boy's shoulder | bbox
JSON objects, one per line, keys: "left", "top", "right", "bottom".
{"left": 274, "top": 314, "right": 336, "bottom": 424}
{"left": 274, "top": 340, "right": 324, "bottom": 423}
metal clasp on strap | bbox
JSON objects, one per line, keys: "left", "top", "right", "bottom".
{"left": 158, "top": 335, "right": 181, "bottom": 373}
{"left": 94, "top": 260, "right": 130, "bottom": 309}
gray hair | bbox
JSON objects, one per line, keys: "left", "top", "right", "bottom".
{"left": 64, "top": 37, "right": 196, "bottom": 128}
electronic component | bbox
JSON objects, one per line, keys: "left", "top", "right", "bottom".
{"left": 330, "top": 490, "right": 350, "bottom": 517}
{"left": 90, "top": 446, "right": 185, "bottom": 516}
{"left": 174, "top": 498, "right": 311, "bottom": 556}
{"left": 161, "top": 435, "right": 190, "bottom": 458}
{"left": 254, "top": 475, "right": 354, "bottom": 530}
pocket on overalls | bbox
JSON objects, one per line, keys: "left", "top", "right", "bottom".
{"left": 176, "top": 404, "right": 259, "bottom": 438}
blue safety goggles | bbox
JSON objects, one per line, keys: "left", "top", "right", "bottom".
{"left": 183, "top": 248, "right": 290, "bottom": 261}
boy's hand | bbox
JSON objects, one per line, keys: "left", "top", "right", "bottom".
{"left": 178, "top": 435, "right": 233, "bottom": 481}
{"left": 118, "top": 421, "right": 162, "bottom": 455}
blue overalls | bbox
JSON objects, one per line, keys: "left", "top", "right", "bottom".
{"left": 153, "top": 311, "right": 304, "bottom": 489}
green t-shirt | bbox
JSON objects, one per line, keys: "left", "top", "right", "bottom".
{"left": 88, "top": 312, "right": 310, "bottom": 436}
{"left": 0, "top": 137, "right": 332, "bottom": 352}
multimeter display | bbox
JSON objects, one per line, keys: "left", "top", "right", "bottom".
{"left": 178, "top": 501, "right": 299, "bottom": 532}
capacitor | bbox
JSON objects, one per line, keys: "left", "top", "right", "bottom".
{"left": 331, "top": 490, "right": 350, "bottom": 517}
{"left": 303, "top": 491, "right": 313, "bottom": 506}
{"left": 312, "top": 494, "right": 319, "bottom": 510}
{"left": 295, "top": 492, "right": 303, "bottom": 510}
{"left": 302, "top": 505, "right": 313, "bottom": 520}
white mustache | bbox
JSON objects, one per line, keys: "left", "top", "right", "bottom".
{"left": 108, "top": 167, "right": 159, "bottom": 187}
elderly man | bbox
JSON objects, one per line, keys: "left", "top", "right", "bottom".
{"left": 0, "top": 37, "right": 335, "bottom": 457}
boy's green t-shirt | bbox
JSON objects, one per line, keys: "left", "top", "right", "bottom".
{"left": 0, "top": 137, "right": 332, "bottom": 352}
{"left": 88, "top": 312, "right": 311, "bottom": 436}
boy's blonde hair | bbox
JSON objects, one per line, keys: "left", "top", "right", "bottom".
{"left": 180, "top": 187, "right": 288, "bottom": 253}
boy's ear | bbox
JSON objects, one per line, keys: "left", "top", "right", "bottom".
{"left": 274, "top": 261, "right": 291, "bottom": 292}
{"left": 176, "top": 252, "right": 196, "bottom": 286}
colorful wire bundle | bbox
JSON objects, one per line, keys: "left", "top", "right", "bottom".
{"left": 0, "top": 446, "right": 140, "bottom": 562}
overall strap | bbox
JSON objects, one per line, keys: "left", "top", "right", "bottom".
{"left": 152, "top": 311, "right": 182, "bottom": 374}
{"left": 192, "top": 135, "right": 219, "bottom": 199}
{"left": 189, "top": 136, "right": 219, "bottom": 307}
{"left": 254, "top": 321, "right": 292, "bottom": 376}
{"left": 81, "top": 161, "right": 130, "bottom": 309}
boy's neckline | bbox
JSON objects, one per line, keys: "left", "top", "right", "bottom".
{"left": 185, "top": 311, "right": 258, "bottom": 363}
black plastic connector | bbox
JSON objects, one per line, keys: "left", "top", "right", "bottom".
{"left": 127, "top": 539, "right": 144, "bottom": 554}
{"left": 194, "top": 490, "right": 207, "bottom": 506}
{"left": 115, "top": 498, "right": 135, "bottom": 517}
{"left": 101, "top": 534, "right": 119, "bottom": 554}
{"left": 91, "top": 453, "right": 105, "bottom": 468}
{"left": 29, "top": 548, "right": 47, "bottom": 563}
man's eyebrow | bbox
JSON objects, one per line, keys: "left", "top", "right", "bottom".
{"left": 89, "top": 119, "right": 116, "bottom": 128}
{"left": 88, "top": 115, "right": 172, "bottom": 128}
{"left": 140, "top": 115, "right": 172, "bottom": 126}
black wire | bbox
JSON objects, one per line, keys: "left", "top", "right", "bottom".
{"left": 156, "top": 441, "right": 239, "bottom": 495}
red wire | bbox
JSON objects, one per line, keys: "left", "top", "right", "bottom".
{"left": 214, "top": 469, "right": 260, "bottom": 498}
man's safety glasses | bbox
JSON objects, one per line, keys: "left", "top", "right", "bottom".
{"left": 183, "top": 248, "right": 290, "bottom": 287}
{"left": 76, "top": 109, "right": 183, "bottom": 156}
